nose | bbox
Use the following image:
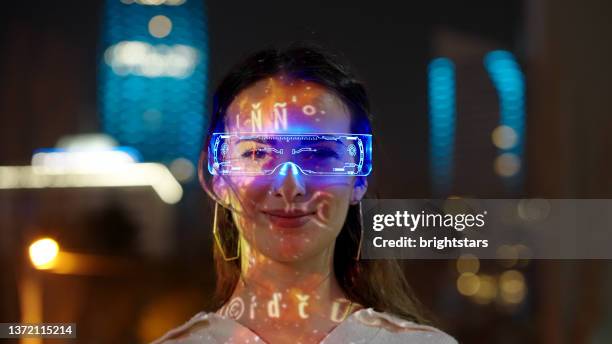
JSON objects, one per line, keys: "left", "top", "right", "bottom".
{"left": 272, "top": 162, "right": 306, "bottom": 202}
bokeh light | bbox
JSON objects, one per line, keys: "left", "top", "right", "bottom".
{"left": 472, "top": 274, "right": 497, "bottom": 305}
{"left": 499, "top": 270, "right": 527, "bottom": 304}
{"left": 517, "top": 199, "right": 551, "bottom": 221}
{"left": 148, "top": 15, "right": 172, "bottom": 38}
{"left": 456, "top": 254, "right": 480, "bottom": 274}
{"left": 457, "top": 272, "right": 480, "bottom": 296}
{"left": 169, "top": 157, "right": 195, "bottom": 182}
{"left": 494, "top": 153, "right": 521, "bottom": 177}
{"left": 29, "top": 238, "right": 60, "bottom": 270}
{"left": 491, "top": 125, "right": 518, "bottom": 149}
{"left": 496, "top": 244, "right": 519, "bottom": 268}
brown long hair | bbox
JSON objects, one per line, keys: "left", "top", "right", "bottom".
{"left": 198, "top": 43, "right": 431, "bottom": 325}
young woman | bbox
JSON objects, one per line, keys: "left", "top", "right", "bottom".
{"left": 152, "top": 45, "right": 457, "bottom": 344}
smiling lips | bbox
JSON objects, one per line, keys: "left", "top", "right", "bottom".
{"left": 262, "top": 209, "right": 316, "bottom": 228}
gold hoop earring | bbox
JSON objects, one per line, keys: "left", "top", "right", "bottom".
{"left": 213, "top": 202, "right": 240, "bottom": 261}
{"left": 354, "top": 201, "right": 364, "bottom": 261}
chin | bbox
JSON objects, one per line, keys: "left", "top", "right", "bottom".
{"left": 254, "top": 232, "right": 330, "bottom": 263}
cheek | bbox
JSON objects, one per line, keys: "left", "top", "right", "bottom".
{"left": 224, "top": 176, "right": 271, "bottom": 240}
{"left": 223, "top": 177, "right": 269, "bottom": 239}
{"left": 308, "top": 178, "right": 353, "bottom": 221}
{"left": 226, "top": 176, "right": 271, "bottom": 208}
{"left": 310, "top": 187, "right": 352, "bottom": 230}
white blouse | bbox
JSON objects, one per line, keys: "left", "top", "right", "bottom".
{"left": 150, "top": 307, "right": 458, "bottom": 344}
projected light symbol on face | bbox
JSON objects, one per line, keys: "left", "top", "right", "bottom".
{"left": 302, "top": 104, "right": 317, "bottom": 116}
{"left": 296, "top": 293, "right": 310, "bottom": 319}
{"left": 225, "top": 297, "right": 245, "bottom": 320}
{"left": 273, "top": 102, "right": 288, "bottom": 130}
{"left": 249, "top": 102, "right": 263, "bottom": 132}
{"left": 249, "top": 295, "right": 257, "bottom": 320}
{"left": 330, "top": 299, "right": 354, "bottom": 323}
{"left": 267, "top": 292, "right": 282, "bottom": 318}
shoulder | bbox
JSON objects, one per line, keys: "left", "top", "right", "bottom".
{"left": 148, "top": 312, "right": 220, "bottom": 344}
{"left": 349, "top": 308, "right": 458, "bottom": 344}
{"left": 149, "top": 311, "right": 261, "bottom": 344}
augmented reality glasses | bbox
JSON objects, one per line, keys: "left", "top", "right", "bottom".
{"left": 208, "top": 133, "right": 372, "bottom": 176}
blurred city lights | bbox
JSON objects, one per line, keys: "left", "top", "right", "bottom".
{"left": 29, "top": 238, "right": 60, "bottom": 270}
{"left": 484, "top": 50, "right": 526, "bottom": 189}
{"left": 0, "top": 163, "right": 183, "bottom": 204}
{"left": 456, "top": 254, "right": 480, "bottom": 274}
{"left": 0, "top": 137, "right": 183, "bottom": 202}
{"left": 31, "top": 147, "right": 140, "bottom": 173}
{"left": 169, "top": 157, "right": 195, "bottom": 182}
{"left": 457, "top": 272, "right": 480, "bottom": 296}
{"left": 56, "top": 133, "right": 118, "bottom": 151}
{"left": 517, "top": 198, "right": 551, "bottom": 221}
{"left": 456, "top": 268, "right": 527, "bottom": 307}
{"left": 499, "top": 270, "right": 527, "bottom": 304}
{"left": 491, "top": 125, "right": 518, "bottom": 149}
{"left": 443, "top": 196, "right": 470, "bottom": 215}
{"left": 496, "top": 244, "right": 519, "bottom": 268}
{"left": 104, "top": 41, "right": 198, "bottom": 78}
{"left": 514, "top": 244, "right": 532, "bottom": 267}
{"left": 428, "top": 57, "right": 456, "bottom": 196}
{"left": 471, "top": 274, "right": 497, "bottom": 305}
{"left": 494, "top": 153, "right": 521, "bottom": 177}
{"left": 121, "top": 0, "right": 186, "bottom": 5}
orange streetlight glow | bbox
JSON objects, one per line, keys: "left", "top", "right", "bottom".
{"left": 29, "top": 238, "right": 60, "bottom": 270}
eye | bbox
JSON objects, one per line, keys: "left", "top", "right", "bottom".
{"left": 306, "top": 147, "right": 339, "bottom": 159}
{"left": 241, "top": 148, "right": 268, "bottom": 160}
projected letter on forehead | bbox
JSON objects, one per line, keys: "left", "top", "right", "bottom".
{"left": 250, "top": 102, "right": 263, "bottom": 132}
{"left": 225, "top": 76, "right": 350, "bottom": 134}
{"left": 273, "top": 102, "right": 288, "bottom": 130}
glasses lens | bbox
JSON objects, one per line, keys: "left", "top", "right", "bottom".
{"left": 210, "top": 134, "right": 370, "bottom": 176}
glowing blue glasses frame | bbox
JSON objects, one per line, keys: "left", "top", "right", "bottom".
{"left": 208, "top": 133, "right": 373, "bottom": 176}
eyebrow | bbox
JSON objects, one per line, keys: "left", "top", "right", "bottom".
{"left": 234, "top": 137, "right": 345, "bottom": 147}
{"left": 235, "top": 138, "right": 276, "bottom": 145}
{"left": 299, "top": 139, "right": 344, "bottom": 146}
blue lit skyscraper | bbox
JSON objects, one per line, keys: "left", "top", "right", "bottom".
{"left": 99, "top": 0, "right": 207, "bottom": 165}
{"left": 484, "top": 50, "right": 526, "bottom": 191}
{"left": 428, "top": 57, "right": 456, "bottom": 196}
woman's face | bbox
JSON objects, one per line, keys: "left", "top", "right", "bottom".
{"left": 215, "top": 76, "right": 366, "bottom": 262}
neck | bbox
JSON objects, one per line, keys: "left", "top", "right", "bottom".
{"left": 219, "top": 237, "right": 357, "bottom": 327}
{"left": 240, "top": 237, "right": 337, "bottom": 290}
